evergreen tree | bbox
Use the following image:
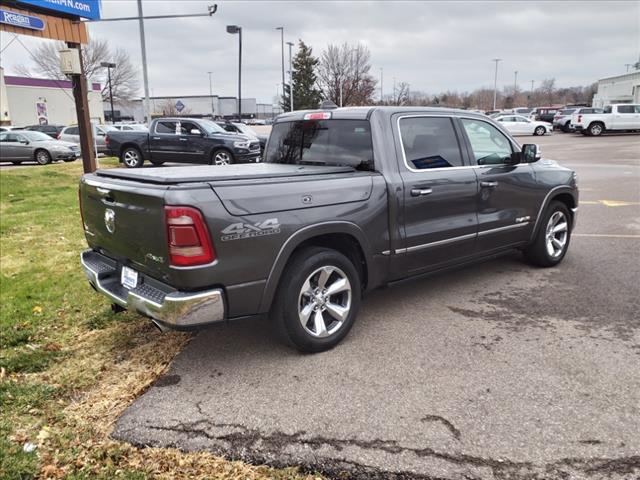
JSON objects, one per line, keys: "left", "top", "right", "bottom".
{"left": 282, "top": 40, "right": 323, "bottom": 111}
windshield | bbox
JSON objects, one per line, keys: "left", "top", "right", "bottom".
{"left": 196, "top": 119, "right": 226, "bottom": 134}
{"left": 22, "top": 131, "right": 52, "bottom": 142}
{"left": 232, "top": 122, "right": 257, "bottom": 137}
{"left": 560, "top": 109, "right": 576, "bottom": 115}
{"left": 264, "top": 119, "right": 374, "bottom": 170}
{"left": 603, "top": 106, "right": 612, "bottom": 114}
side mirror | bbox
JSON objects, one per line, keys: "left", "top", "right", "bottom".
{"left": 190, "top": 129, "right": 202, "bottom": 136}
{"left": 521, "top": 143, "right": 542, "bottom": 163}
{"left": 20, "top": 139, "right": 30, "bottom": 145}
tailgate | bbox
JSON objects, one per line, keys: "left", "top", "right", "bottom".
{"left": 80, "top": 176, "right": 169, "bottom": 278}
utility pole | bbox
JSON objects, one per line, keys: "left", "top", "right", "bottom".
{"left": 287, "top": 41, "right": 294, "bottom": 111}
{"left": 207, "top": 71, "right": 214, "bottom": 117}
{"left": 379, "top": 67, "right": 383, "bottom": 103}
{"left": 492, "top": 58, "right": 501, "bottom": 110}
{"left": 276, "top": 27, "right": 285, "bottom": 101}
{"left": 514, "top": 70, "right": 518, "bottom": 92}
{"left": 531, "top": 80, "right": 535, "bottom": 93}
{"left": 68, "top": 42, "right": 96, "bottom": 173}
{"left": 137, "top": 0, "right": 150, "bottom": 123}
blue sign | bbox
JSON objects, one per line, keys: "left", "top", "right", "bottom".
{"left": 16, "top": 0, "right": 101, "bottom": 20}
{"left": 0, "top": 8, "right": 45, "bottom": 30}
{"left": 175, "top": 100, "right": 185, "bottom": 113}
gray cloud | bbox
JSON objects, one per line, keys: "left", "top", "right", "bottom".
{"left": 1, "top": 0, "right": 638, "bottom": 102}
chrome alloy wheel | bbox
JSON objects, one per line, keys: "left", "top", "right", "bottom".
{"left": 123, "top": 149, "right": 140, "bottom": 167}
{"left": 298, "top": 266, "right": 352, "bottom": 338}
{"left": 214, "top": 151, "right": 231, "bottom": 165}
{"left": 545, "top": 211, "right": 568, "bottom": 258}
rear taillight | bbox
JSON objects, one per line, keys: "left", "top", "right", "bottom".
{"left": 105, "top": 135, "right": 110, "bottom": 145}
{"left": 165, "top": 206, "right": 215, "bottom": 266}
{"left": 577, "top": 115, "right": 582, "bottom": 123}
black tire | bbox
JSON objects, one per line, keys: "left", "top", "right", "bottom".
{"left": 35, "top": 149, "right": 52, "bottom": 165}
{"left": 562, "top": 122, "right": 571, "bottom": 133}
{"left": 534, "top": 126, "right": 546, "bottom": 136}
{"left": 150, "top": 160, "right": 165, "bottom": 166}
{"left": 523, "top": 201, "right": 572, "bottom": 268}
{"left": 588, "top": 122, "right": 604, "bottom": 136}
{"left": 121, "top": 147, "right": 144, "bottom": 168}
{"left": 210, "top": 149, "right": 234, "bottom": 166}
{"left": 272, "top": 246, "right": 362, "bottom": 353}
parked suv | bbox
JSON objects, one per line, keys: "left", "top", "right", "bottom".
{"left": 24, "top": 124, "right": 65, "bottom": 138}
{"left": 79, "top": 107, "right": 578, "bottom": 352}
{"left": 59, "top": 124, "right": 118, "bottom": 154}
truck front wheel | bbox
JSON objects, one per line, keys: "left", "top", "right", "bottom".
{"left": 121, "top": 147, "right": 144, "bottom": 168}
{"left": 272, "top": 247, "right": 361, "bottom": 353}
{"left": 210, "top": 149, "right": 234, "bottom": 166}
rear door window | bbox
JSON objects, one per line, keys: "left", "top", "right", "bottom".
{"left": 264, "top": 119, "right": 374, "bottom": 170}
{"left": 155, "top": 121, "right": 178, "bottom": 134}
{"left": 65, "top": 127, "right": 79, "bottom": 135}
{"left": 617, "top": 105, "right": 634, "bottom": 114}
{"left": 398, "top": 117, "right": 464, "bottom": 170}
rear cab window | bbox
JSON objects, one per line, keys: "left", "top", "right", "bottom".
{"left": 264, "top": 119, "right": 374, "bottom": 171}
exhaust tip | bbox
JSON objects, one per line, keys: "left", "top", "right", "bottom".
{"left": 151, "top": 319, "right": 170, "bottom": 333}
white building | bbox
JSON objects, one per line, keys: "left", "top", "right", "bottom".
{"left": 0, "top": 68, "right": 104, "bottom": 126}
{"left": 104, "top": 95, "right": 282, "bottom": 123}
{"left": 592, "top": 70, "right": 640, "bottom": 108}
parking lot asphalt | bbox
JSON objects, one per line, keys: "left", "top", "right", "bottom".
{"left": 111, "top": 132, "right": 640, "bottom": 479}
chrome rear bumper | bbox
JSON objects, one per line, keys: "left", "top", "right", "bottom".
{"left": 81, "top": 250, "right": 225, "bottom": 329}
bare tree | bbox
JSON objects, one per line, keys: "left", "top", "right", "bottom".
{"left": 317, "top": 43, "right": 377, "bottom": 106}
{"left": 15, "top": 38, "right": 140, "bottom": 103}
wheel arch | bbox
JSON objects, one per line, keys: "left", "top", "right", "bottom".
{"left": 119, "top": 143, "right": 143, "bottom": 159}
{"left": 33, "top": 148, "right": 50, "bottom": 162}
{"left": 258, "top": 222, "right": 373, "bottom": 313}
{"left": 529, "top": 186, "right": 578, "bottom": 242}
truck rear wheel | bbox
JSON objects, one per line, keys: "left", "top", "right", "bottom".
{"left": 121, "top": 147, "right": 144, "bottom": 168}
{"left": 272, "top": 247, "right": 361, "bottom": 353}
{"left": 588, "top": 122, "right": 604, "bottom": 136}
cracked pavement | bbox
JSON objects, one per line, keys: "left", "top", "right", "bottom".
{"left": 113, "top": 134, "right": 640, "bottom": 479}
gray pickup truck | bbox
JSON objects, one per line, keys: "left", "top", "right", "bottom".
{"left": 79, "top": 107, "right": 578, "bottom": 352}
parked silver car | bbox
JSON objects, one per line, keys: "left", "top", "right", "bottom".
{"left": 0, "top": 130, "right": 80, "bottom": 165}
{"left": 59, "top": 124, "right": 118, "bottom": 154}
{"left": 554, "top": 107, "right": 603, "bottom": 132}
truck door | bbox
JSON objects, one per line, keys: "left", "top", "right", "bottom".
{"left": 614, "top": 105, "right": 638, "bottom": 130}
{"left": 177, "top": 120, "right": 208, "bottom": 163}
{"left": 458, "top": 117, "right": 538, "bottom": 253}
{"left": 393, "top": 115, "right": 479, "bottom": 275}
{"left": 150, "top": 120, "right": 183, "bottom": 163}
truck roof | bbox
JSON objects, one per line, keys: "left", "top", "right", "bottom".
{"left": 274, "top": 106, "right": 488, "bottom": 122}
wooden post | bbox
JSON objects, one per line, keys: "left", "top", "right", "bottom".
{"left": 67, "top": 42, "right": 96, "bottom": 173}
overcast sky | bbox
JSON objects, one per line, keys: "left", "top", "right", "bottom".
{"left": 1, "top": 1, "right": 638, "bottom": 103}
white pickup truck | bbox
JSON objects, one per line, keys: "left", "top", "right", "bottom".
{"left": 572, "top": 104, "right": 640, "bottom": 136}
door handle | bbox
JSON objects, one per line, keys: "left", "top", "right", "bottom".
{"left": 480, "top": 181, "right": 498, "bottom": 188}
{"left": 152, "top": 137, "right": 160, "bottom": 140}
{"left": 410, "top": 188, "right": 433, "bottom": 197}
{"left": 179, "top": 138, "right": 188, "bottom": 141}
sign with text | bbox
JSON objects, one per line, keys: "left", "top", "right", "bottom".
{"left": 0, "top": 8, "right": 45, "bottom": 30}
{"left": 17, "top": 0, "right": 101, "bottom": 20}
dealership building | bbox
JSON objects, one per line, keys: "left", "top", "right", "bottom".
{"left": 104, "top": 95, "right": 283, "bottom": 123}
{"left": 0, "top": 67, "right": 104, "bottom": 126}
{"left": 592, "top": 70, "right": 640, "bottom": 108}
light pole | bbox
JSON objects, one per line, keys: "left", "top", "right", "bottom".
{"left": 227, "top": 25, "right": 242, "bottom": 122}
{"left": 287, "top": 41, "right": 294, "bottom": 111}
{"left": 379, "top": 67, "right": 383, "bottom": 103}
{"left": 207, "top": 71, "right": 214, "bottom": 117}
{"left": 100, "top": 61, "right": 116, "bottom": 123}
{"left": 276, "top": 27, "right": 285, "bottom": 102}
{"left": 514, "top": 70, "right": 518, "bottom": 92}
{"left": 492, "top": 58, "right": 502, "bottom": 110}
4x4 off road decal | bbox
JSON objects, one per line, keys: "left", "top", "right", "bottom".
{"left": 221, "top": 218, "right": 281, "bottom": 241}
